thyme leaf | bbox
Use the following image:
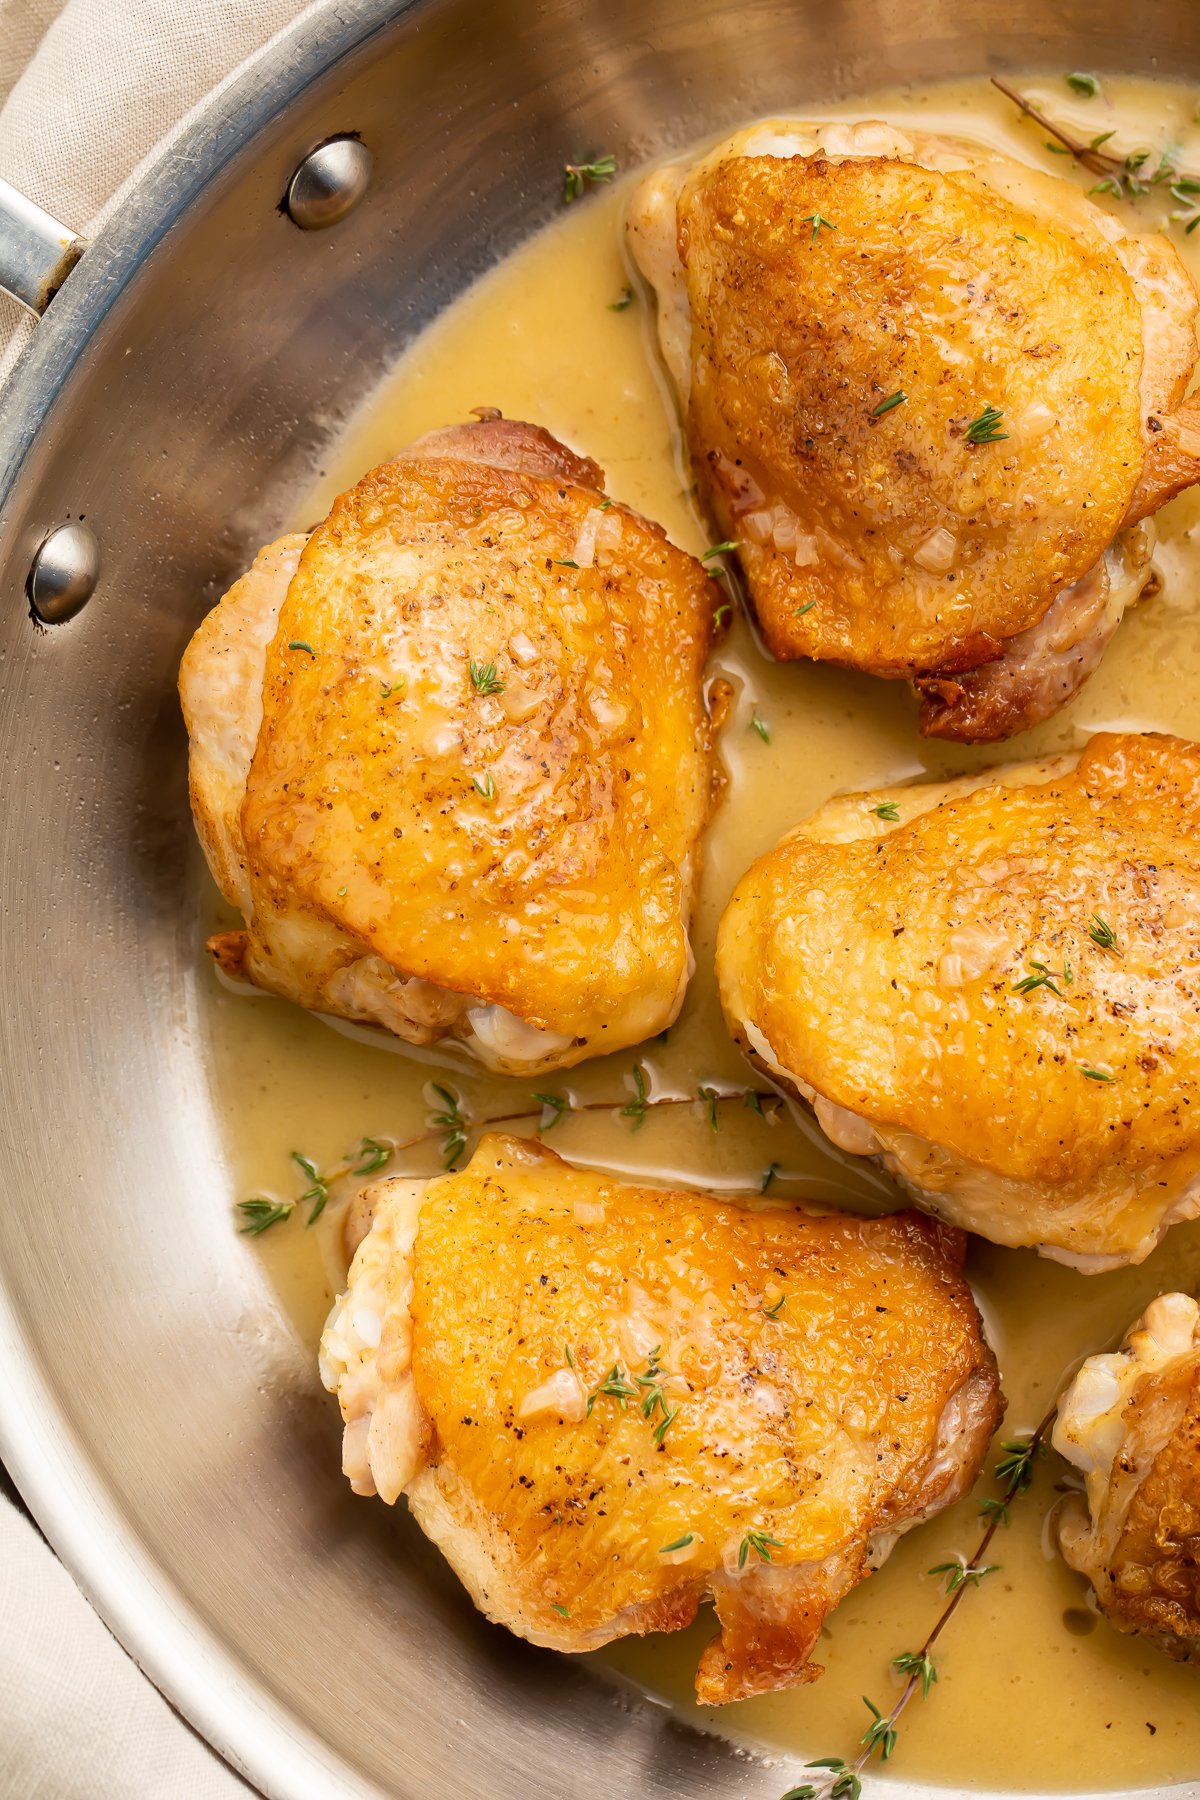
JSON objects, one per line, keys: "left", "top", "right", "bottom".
{"left": 859, "top": 1696, "right": 898, "bottom": 1763}
{"left": 468, "top": 657, "right": 504, "bottom": 697}
{"left": 350, "top": 1137, "right": 391, "bottom": 1176}
{"left": 620, "top": 1064, "right": 650, "bottom": 1130}
{"left": 738, "top": 1528, "right": 785, "bottom": 1568}
{"left": 1012, "top": 958, "right": 1065, "bottom": 998}
{"left": 1088, "top": 911, "right": 1118, "bottom": 951}
{"left": 963, "top": 404, "right": 1008, "bottom": 446}
{"left": 237, "top": 1197, "right": 293, "bottom": 1235}
{"left": 799, "top": 211, "right": 836, "bottom": 242}
{"left": 563, "top": 153, "right": 618, "bottom": 202}
{"left": 532, "top": 1091, "right": 570, "bottom": 1130}
{"left": 930, "top": 1558, "right": 998, "bottom": 1594}
{"left": 893, "top": 1648, "right": 938, "bottom": 1699}
{"left": 430, "top": 1083, "right": 468, "bottom": 1167}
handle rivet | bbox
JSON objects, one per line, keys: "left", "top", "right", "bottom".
{"left": 284, "top": 137, "right": 373, "bottom": 231}
{"left": 27, "top": 523, "right": 100, "bottom": 624}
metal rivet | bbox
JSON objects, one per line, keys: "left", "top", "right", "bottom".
{"left": 284, "top": 137, "right": 373, "bottom": 231}
{"left": 27, "top": 522, "right": 100, "bottom": 624}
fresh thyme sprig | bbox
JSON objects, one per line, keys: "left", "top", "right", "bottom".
{"left": 238, "top": 1086, "right": 784, "bottom": 1235}
{"left": 871, "top": 391, "right": 907, "bottom": 418}
{"left": 533, "top": 1091, "right": 570, "bottom": 1130}
{"left": 236, "top": 1198, "right": 293, "bottom": 1236}
{"left": 930, "top": 1557, "right": 998, "bottom": 1595}
{"left": 872, "top": 801, "right": 900, "bottom": 823}
{"left": 1088, "top": 912, "right": 1118, "bottom": 951}
{"left": 782, "top": 1760, "right": 860, "bottom": 1800}
{"left": 991, "top": 76, "right": 1200, "bottom": 225}
{"left": 1012, "top": 958, "right": 1069, "bottom": 998}
{"left": 799, "top": 211, "right": 836, "bottom": 242}
{"left": 750, "top": 715, "right": 771, "bottom": 744}
{"left": 586, "top": 1347, "right": 679, "bottom": 1444}
{"left": 620, "top": 1064, "right": 650, "bottom": 1130}
{"left": 697, "top": 1085, "right": 721, "bottom": 1130}
{"left": 784, "top": 1410, "right": 1056, "bottom": 1799}
{"left": 237, "top": 1136, "right": 394, "bottom": 1235}
{"left": 702, "top": 540, "right": 740, "bottom": 562}
{"left": 586, "top": 1363, "right": 638, "bottom": 1414}
{"left": 430, "top": 1083, "right": 468, "bottom": 1167}
{"left": 637, "top": 1346, "right": 679, "bottom": 1444}
{"left": 738, "top": 1528, "right": 785, "bottom": 1567}
{"left": 468, "top": 657, "right": 505, "bottom": 697}
{"left": 608, "top": 285, "right": 634, "bottom": 312}
{"left": 563, "top": 153, "right": 618, "bottom": 202}
{"left": 963, "top": 405, "right": 1008, "bottom": 446}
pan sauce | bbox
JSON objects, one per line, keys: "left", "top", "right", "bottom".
{"left": 197, "top": 75, "right": 1200, "bottom": 1792}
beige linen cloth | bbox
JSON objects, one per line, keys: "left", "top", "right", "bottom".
{"left": 0, "top": 8, "right": 317, "bottom": 1791}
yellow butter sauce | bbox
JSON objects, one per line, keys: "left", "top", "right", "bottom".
{"left": 198, "top": 73, "right": 1200, "bottom": 1792}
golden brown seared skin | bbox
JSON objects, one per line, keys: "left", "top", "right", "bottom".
{"left": 628, "top": 120, "right": 1200, "bottom": 741}
{"left": 319, "top": 1135, "right": 1001, "bottom": 1704}
{"left": 716, "top": 732, "right": 1200, "bottom": 1270}
{"left": 1054, "top": 1293, "right": 1200, "bottom": 1659}
{"left": 179, "top": 418, "right": 719, "bottom": 1075}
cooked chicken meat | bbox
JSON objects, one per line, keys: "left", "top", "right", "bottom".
{"left": 179, "top": 418, "right": 719, "bottom": 1075}
{"left": 320, "top": 1134, "right": 1001, "bottom": 1703}
{"left": 716, "top": 732, "right": 1200, "bottom": 1271}
{"left": 628, "top": 119, "right": 1200, "bottom": 741}
{"left": 1054, "top": 1293, "right": 1200, "bottom": 1659}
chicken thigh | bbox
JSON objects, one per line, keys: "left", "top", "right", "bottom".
{"left": 1054, "top": 1292, "right": 1200, "bottom": 1660}
{"left": 320, "top": 1134, "right": 1001, "bottom": 1703}
{"left": 179, "top": 418, "right": 719, "bottom": 1075}
{"left": 717, "top": 732, "right": 1200, "bottom": 1271}
{"left": 628, "top": 119, "right": 1200, "bottom": 740}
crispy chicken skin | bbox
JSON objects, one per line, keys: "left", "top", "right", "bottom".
{"left": 179, "top": 418, "right": 719, "bottom": 1075}
{"left": 1054, "top": 1293, "right": 1200, "bottom": 1659}
{"left": 716, "top": 732, "right": 1200, "bottom": 1271}
{"left": 320, "top": 1134, "right": 1001, "bottom": 1704}
{"left": 628, "top": 119, "right": 1200, "bottom": 741}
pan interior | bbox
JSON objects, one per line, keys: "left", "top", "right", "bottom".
{"left": 0, "top": 6, "right": 1197, "bottom": 1799}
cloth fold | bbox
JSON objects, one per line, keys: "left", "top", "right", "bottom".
{"left": 0, "top": 0, "right": 313, "bottom": 374}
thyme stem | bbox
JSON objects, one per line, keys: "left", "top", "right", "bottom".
{"left": 839, "top": 1402, "right": 1058, "bottom": 1789}
{"left": 990, "top": 75, "right": 1121, "bottom": 175}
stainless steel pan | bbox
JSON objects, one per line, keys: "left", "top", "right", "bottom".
{"left": 0, "top": 3, "right": 1191, "bottom": 1795}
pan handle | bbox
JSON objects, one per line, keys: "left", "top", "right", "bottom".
{"left": 0, "top": 178, "right": 85, "bottom": 316}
